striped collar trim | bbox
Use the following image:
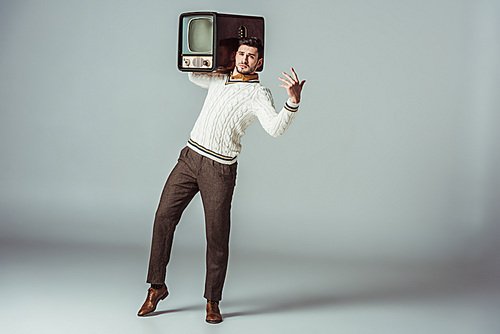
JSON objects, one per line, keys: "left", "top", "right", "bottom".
{"left": 187, "top": 139, "right": 237, "bottom": 163}
{"left": 225, "top": 71, "right": 260, "bottom": 85}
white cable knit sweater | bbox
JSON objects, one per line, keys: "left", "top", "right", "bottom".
{"left": 186, "top": 72, "right": 299, "bottom": 164}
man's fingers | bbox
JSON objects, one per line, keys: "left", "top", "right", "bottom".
{"left": 291, "top": 68, "right": 299, "bottom": 82}
{"left": 280, "top": 69, "right": 304, "bottom": 93}
{"left": 278, "top": 77, "right": 291, "bottom": 86}
{"left": 282, "top": 72, "right": 295, "bottom": 83}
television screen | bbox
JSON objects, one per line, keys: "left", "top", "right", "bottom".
{"left": 188, "top": 17, "right": 213, "bottom": 53}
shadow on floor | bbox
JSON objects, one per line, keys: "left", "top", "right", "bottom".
{"left": 142, "top": 304, "right": 204, "bottom": 317}
{"left": 222, "top": 273, "right": 477, "bottom": 319}
{"left": 142, "top": 272, "right": 479, "bottom": 319}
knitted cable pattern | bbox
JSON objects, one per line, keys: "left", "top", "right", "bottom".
{"left": 187, "top": 72, "right": 299, "bottom": 164}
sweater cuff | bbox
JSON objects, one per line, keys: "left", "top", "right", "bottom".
{"left": 284, "top": 99, "right": 300, "bottom": 112}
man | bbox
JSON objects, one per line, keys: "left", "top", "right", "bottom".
{"left": 137, "top": 37, "right": 305, "bottom": 324}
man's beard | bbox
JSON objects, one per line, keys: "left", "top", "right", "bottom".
{"left": 236, "top": 63, "right": 255, "bottom": 74}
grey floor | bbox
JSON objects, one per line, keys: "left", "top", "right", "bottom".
{"left": 1, "top": 239, "right": 499, "bottom": 334}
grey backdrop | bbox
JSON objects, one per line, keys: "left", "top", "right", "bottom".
{"left": 1, "top": 0, "right": 499, "bottom": 264}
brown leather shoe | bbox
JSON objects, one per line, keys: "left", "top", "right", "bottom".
{"left": 205, "top": 301, "right": 223, "bottom": 324}
{"left": 137, "top": 285, "right": 168, "bottom": 316}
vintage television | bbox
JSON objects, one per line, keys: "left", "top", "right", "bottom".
{"left": 178, "top": 11, "right": 265, "bottom": 72}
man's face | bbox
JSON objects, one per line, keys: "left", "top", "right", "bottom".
{"left": 234, "top": 45, "right": 263, "bottom": 75}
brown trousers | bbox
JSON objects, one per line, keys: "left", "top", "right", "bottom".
{"left": 146, "top": 146, "right": 237, "bottom": 302}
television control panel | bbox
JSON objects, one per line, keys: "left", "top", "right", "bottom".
{"left": 180, "top": 56, "right": 213, "bottom": 70}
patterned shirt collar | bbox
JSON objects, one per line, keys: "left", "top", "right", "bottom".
{"left": 228, "top": 70, "right": 259, "bottom": 83}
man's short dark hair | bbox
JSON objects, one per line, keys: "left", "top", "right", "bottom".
{"left": 238, "top": 37, "right": 264, "bottom": 59}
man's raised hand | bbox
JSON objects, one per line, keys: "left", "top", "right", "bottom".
{"left": 279, "top": 67, "right": 306, "bottom": 104}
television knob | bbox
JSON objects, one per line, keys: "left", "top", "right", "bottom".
{"left": 183, "top": 58, "right": 190, "bottom": 66}
{"left": 203, "top": 59, "right": 210, "bottom": 67}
